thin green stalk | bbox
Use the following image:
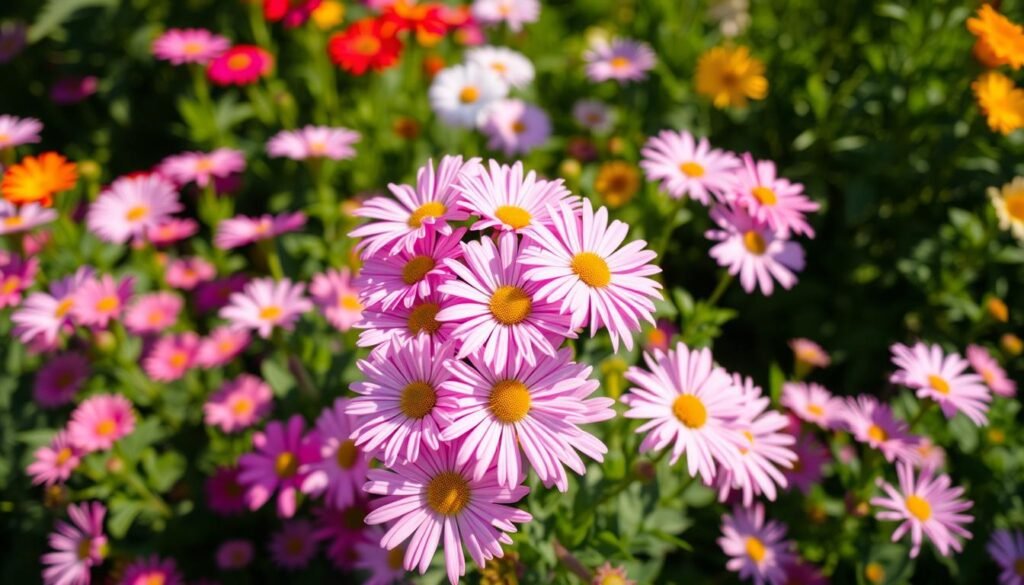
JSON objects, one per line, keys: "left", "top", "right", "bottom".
{"left": 706, "top": 272, "right": 734, "bottom": 307}
{"left": 261, "top": 240, "right": 285, "bottom": 280}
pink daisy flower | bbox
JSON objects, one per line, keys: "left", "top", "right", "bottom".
{"left": 906, "top": 436, "right": 946, "bottom": 470}
{"left": 166, "top": 256, "right": 216, "bottom": 290}
{"left": 364, "top": 441, "right": 532, "bottom": 585}
{"left": 119, "top": 555, "right": 184, "bottom": 585}
{"left": 840, "top": 396, "right": 917, "bottom": 463}
{"left": 871, "top": 462, "right": 973, "bottom": 558}
{"left": 640, "top": 129, "right": 740, "bottom": 204}
{"left": 572, "top": 99, "right": 614, "bottom": 133}
{"left": 0, "top": 200, "right": 57, "bottom": 235}
{"left": 441, "top": 347, "right": 613, "bottom": 491}
{"left": 988, "top": 530, "right": 1024, "bottom": 585}
{"left": 300, "top": 397, "right": 369, "bottom": 510}
{"left": 27, "top": 431, "right": 81, "bottom": 486}
{"left": 621, "top": 342, "right": 746, "bottom": 483}
{"left": 70, "top": 274, "right": 134, "bottom": 328}
{"left": 780, "top": 382, "right": 844, "bottom": 429}
{"left": 482, "top": 99, "right": 551, "bottom": 156}
{"left": 347, "top": 336, "right": 457, "bottom": 465}
{"left": 33, "top": 352, "right": 89, "bottom": 408}
{"left": 644, "top": 318, "right": 678, "bottom": 353}
{"left": 204, "top": 374, "right": 273, "bottom": 433}
{"left": 520, "top": 198, "right": 663, "bottom": 351}
{"left": 727, "top": 154, "right": 818, "bottom": 238}
{"left": 13, "top": 268, "right": 92, "bottom": 349}
{"left": 196, "top": 275, "right": 248, "bottom": 312}
{"left": 355, "top": 227, "right": 464, "bottom": 311}
{"left": 437, "top": 232, "right": 574, "bottom": 367}
{"left": 238, "top": 414, "right": 321, "bottom": 518}
{"left": 216, "top": 539, "right": 254, "bottom": 570}
{"left": 50, "top": 75, "right": 97, "bottom": 105}
{"left": 455, "top": 159, "right": 575, "bottom": 232}
{"left": 143, "top": 332, "right": 200, "bottom": 382}
{"left": 220, "top": 277, "right": 313, "bottom": 338}
{"left": 967, "top": 343, "right": 1017, "bottom": 398}
{"left": 789, "top": 337, "right": 831, "bottom": 369}
{"left": 592, "top": 563, "right": 635, "bottom": 585}
{"left": 706, "top": 204, "right": 805, "bottom": 296}
{"left": 152, "top": 28, "right": 230, "bottom": 65}
{"left": 267, "top": 125, "right": 360, "bottom": 160}
{"left": 353, "top": 535, "right": 407, "bottom": 585}
{"left": 159, "top": 148, "right": 246, "bottom": 188}
{"left": 356, "top": 292, "right": 458, "bottom": 349}
{"left": 785, "top": 433, "right": 828, "bottom": 494}
{"left": 207, "top": 45, "right": 273, "bottom": 86}
{"left": 0, "top": 114, "right": 42, "bottom": 149}
{"left": 87, "top": 174, "right": 183, "bottom": 244}
{"left": 205, "top": 467, "right": 247, "bottom": 516}
{"left": 583, "top": 37, "right": 656, "bottom": 84}
{"left": 349, "top": 155, "right": 478, "bottom": 256}
{"left": 0, "top": 252, "right": 37, "bottom": 308}
{"left": 471, "top": 0, "right": 539, "bottom": 32}
{"left": 124, "top": 291, "right": 182, "bottom": 334}
{"left": 147, "top": 218, "right": 199, "bottom": 247}
{"left": 66, "top": 394, "right": 136, "bottom": 453}
{"left": 269, "top": 519, "right": 320, "bottom": 570}
{"left": 718, "top": 503, "right": 796, "bottom": 585}
{"left": 41, "top": 501, "right": 107, "bottom": 585}
{"left": 890, "top": 342, "right": 991, "bottom": 425}
{"left": 310, "top": 267, "right": 363, "bottom": 332}
{"left": 214, "top": 211, "right": 307, "bottom": 249}
{"left": 195, "top": 326, "right": 251, "bottom": 368}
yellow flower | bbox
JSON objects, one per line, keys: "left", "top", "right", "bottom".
{"left": 695, "top": 45, "right": 768, "bottom": 109}
{"left": 1, "top": 152, "right": 78, "bottom": 207}
{"left": 967, "top": 4, "right": 1024, "bottom": 70}
{"left": 973, "top": 71, "right": 1024, "bottom": 135}
{"left": 988, "top": 176, "right": 1024, "bottom": 241}
{"left": 311, "top": 0, "right": 344, "bottom": 31}
{"left": 594, "top": 161, "right": 640, "bottom": 208}
{"left": 986, "top": 297, "right": 1010, "bottom": 323}
{"left": 1002, "top": 333, "right": 1023, "bottom": 356}
{"left": 864, "top": 562, "right": 886, "bottom": 584}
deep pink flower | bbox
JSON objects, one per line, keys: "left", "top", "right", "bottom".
{"left": 41, "top": 501, "right": 107, "bottom": 585}
{"left": 726, "top": 154, "right": 818, "bottom": 238}
{"left": 264, "top": 0, "right": 323, "bottom": 28}
{"left": 166, "top": 256, "right": 216, "bottom": 290}
{"left": 119, "top": 555, "right": 183, "bottom": 585}
{"left": 50, "top": 76, "right": 98, "bottom": 105}
{"left": 219, "top": 277, "right": 313, "bottom": 338}
{"left": 70, "top": 274, "right": 134, "bottom": 328}
{"left": 355, "top": 227, "right": 463, "bottom": 311}
{"left": 27, "top": 431, "right": 81, "bottom": 486}
{"left": 315, "top": 502, "right": 371, "bottom": 569}
{"left": 301, "top": 398, "right": 368, "bottom": 509}
{"left": 785, "top": 433, "right": 828, "bottom": 494}
{"left": 124, "top": 292, "right": 183, "bottom": 334}
{"left": 143, "top": 332, "right": 200, "bottom": 382}
{"left": 205, "top": 467, "right": 247, "bottom": 516}
{"left": 269, "top": 519, "right": 320, "bottom": 569}
{"left": 890, "top": 342, "right": 991, "bottom": 425}
{"left": 66, "top": 394, "right": 136, "bottom": 453}
{"left": 33, "top": 352, "right": 89, "bottom": 408}
{"left": 310, "top": 267, "right": 363, "bottom": 332}
{"left": 152, "top": 28, "right": 230, "bottom": 65}
{"left": 216, "top": 539, "right": 254, "bottom": 570}
{"left": 207, "top": 45, "right": 273, "bottom": 86}
{"left": 0, "top": 251, "right": 37, "bottom": 308}
{"left": 204, "top": 374, "right": 273, "bottom": 433}
{"left": 238, "top": 415, "right": 321, "bottom": 518}
{"left": 214, "top": 211, "right": 306, "bottom": 249}
{"left": 195, "top": 274, "right": 249, "bottom": 312}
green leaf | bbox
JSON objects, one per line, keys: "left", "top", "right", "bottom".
{"left": 262, "top": 357, "right": 296, "bottom": 397}
{"left": 29, "top": 0, "right": 120, "bottom": 43}
{"left": 142, "top": 450, "right": 186, "bottom": 493}
{"left": 107, "top": 496, "right": 143, "bottom": 539}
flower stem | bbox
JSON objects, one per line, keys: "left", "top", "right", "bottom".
{"left": 261, "top": 240, "right": 285, "bottom": 280}
{"left": 706, "top": 272, "right": 734, "bottom": 307}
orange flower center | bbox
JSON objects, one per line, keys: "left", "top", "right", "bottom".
{"left": 904, "top": 494, "right": 932, "bottom": 521}
{"left": 494, "top": 205, "right": 532, "bottom": 229}
{"left": 489, "top": 285, "right": 532, "bottom": 325}
{"left": 1006, "top": 193, "right": 1024, "bottom": 221}
{"left": 610, "top": 56, "right": 631, "bottom": 70}
{"left": 353, "top": 35, "right": 382, "bottom": 56}
{"left": 1, "top": 275, "right": 20, "bottom": 294}
{"left": 927, "top": 374, "right": 950, "bottom": 395}
{"left": 96, "top": 295, "right": 120, "bottom": 313}
{"left": 407, "top": 201, "right": 446, "bottom": 228}
{"left": 459, "top": 86, "right": 480, "bottom": 104}
{"left": 488, "top": 380, "right": 531, "bottom": 423}
{"left": 182, "top": 41, "right": 203, "bottom": 55}
{"left": 742, "top": 230, "right": 767, "bottom": 255}
{"left": 259, "top": 305, "right": 283, "bottom": 321}
{"left": 571, "top": 252, "right": 611, "bottom": 288}
{"left": 3, "top": 215, "right": 23, "bottom": 227}
{"left": 806, "top": 403, "right": 825, "bottom": 417}
{"left": 751, "top": 186, "right": 777, "bottom": 205}
{"left": 274, "top": 452, "right": 299, "bottom": 478}
{"left": 335, "top": 439, "right": 359, "bottom": 469}
{"left": 867, "top": 424, "right": 887, "bottom": 443}
{"left": 402, "top": 255, "right": 436, "bottom": 285}
{"left": 125, "top": 205, "right": 149, "bottom": 222}
{"left": 400, "top": 381, "right": 437, "bottom": 419}
{"left": 679, "top": 162, "right": 705, "bottom": 177}
{"left": 168, "top": 350, "right": 189, "bottom": 369}
{"left": 745, "top": 536, "right": 767, "bottom": 563}
{"left": 227, "top": 53, "right": 252, "bottom": 71}
{"left": 338, "top": 294, "right": 362, "bottom": 311}
{"left": 672, "top": 395, "right": 707, "bottom": 429}
{"left": 95, "top": 419, "right": 117, "bottom": 437}
{"left": 407, "top": 302, "right": 441, "bottom": 334}
{"left": 231, "top": 396, "right": 254, "bottom": 416}
{"left": 55, "top": 447, "right": 74, "bottom": 465}
{"left": 387, "top": 546, "right": 405, "bottom": 570}
{"left": 425, "top": 470, "right": 471, "bottom": 515}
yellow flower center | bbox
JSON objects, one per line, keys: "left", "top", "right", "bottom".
{"left": 1, "top": 276, "right": 20, "bottom": 294}
{"left": 571, "top": 252, "right": 611, "bottom": 288}
{"left": 865, "top": 562, "right": 885, "bottom": 584}
{"left": 1005, "top": 193, "right": 1024, "bottom": 221}
{"left": 601, "top": 575, "right": 627, "bottom": 585}
{"left": 511, "top": 121, "right": 527, "bottom": 134}
{"left": 489, "top": 285, "right": 532, "bottom": 325}
{"left": 274, "top": 452, "right": 299, "bottom": 478}
{"left": 407, "top": 201, "right": 446, "bottom": 228}
{"left": 425, "top": 470, "right": 471, "bottom": 516}
{"left": 806, "top": 403, "right": 825, "bottom": 417}
{"left": 0, "top": 133, "right": 9, "bottom": 144}
{"left": 491, "top": 62, "right": 508, "bottom": 73}
{"left": 489, "top": 380, "right": 532, "bottom": 423}
{"left": 904, "top": 494, "right": 932, "bottom": 522}
{"left": 259, "top": 305, "right": 283, "bottom": 321}
{"left": 335, "top": 439, "right": 359, "bottom": 469}
{"left": 231, "top": 397, "right": 254, "bottom": 416}
{"left": 745, "top": 536, "right": 767, "bottom": 563}
{"left": 494, "top": 205, "right": 532, "bottom": 229}
{"left": 353, "top": 35, "right": 381, "bottom": 56}
{"left": 227, "top": 53, "right": 252, "bottom": 71}
{"left": 679, "top": 162, "right": 705, "bottom": 177}
{"left": 739, "top": 430, "right": 755, "bottom": 454}
{"left": 672, "top": 395, "right": 707, "bottom": 429}
{"left": 168, "top": 350, "right": 188, "bottom": 369}
{"left": 147, "top": 311, "right": 165, "bottom": 325}
{"left": 751, "top": 186, "right": 777, "bottom": 205}
{"left": 3, "top": 215, "right": 23, "bottom": 227}
{"left": 407, "top": 302, "right": 442, "bottom": 334}
{"left": 742, "top": 230, "right": 767, "bottom": 255}
{"left": 867, "top": 424, "right": 887, "bottom": 443}
{"left": 182, "top": 41, "right": 203, "bottom": 55}
{"left": 141, "top": 575, "right": 166, "bottom": 585}
{"left": 339, "top": 294, "right": 362, "bottom": 311}
{"left": 55, "top": 447, "right": 74, "bottom": 465}
{"left": 402, "top": 255, "right": 436, "bottom": 285}
{"left": 95, "top": 419, "right": 117, "bottom": 437}
{"left": 459, "top": 86, "right": 480, "bottom": 104}
{"left": 76, "top": 538, "right": 93, "bottom": 560}
{"left": 610, "top": 56, "right": 631, "bottom": 69}
{"left": 400, "top": 381, "right": 437, "bottom": 419}
{"left": 308, "top": 141, "right": 327, "bottom": 155}
{"left": 387, "top": 546, "right": 405, "bottom": 570}
{"left": 95, "top": 295, "right": 120, "bottom": 313}
{"left": 125, "top": 205, "right": 149, "bottom": 222}
{"left": 927, "top": 374, "right": 950, "bottom": 395}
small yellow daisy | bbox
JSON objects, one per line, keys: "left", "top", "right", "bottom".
{"left": 695, "top": 45, "right": 768, "bottom": 109}
{"left": 594, "top": 161, "right": 640, "bottom": 208}
{"left": 972, "top": 71, "right": 1024, "bottom": 135}
{"left": 988, "top": 176, "right": 1024, "bottom": 241}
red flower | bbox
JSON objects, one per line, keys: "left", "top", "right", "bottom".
{"left": 327, "top": 19, "right": 403, "bottom": 75}
{"left": 264, "top": 0, "right": 322, "bottom": 28}
{"left": 382, "top": 0, "right": 449, "bottom": 46}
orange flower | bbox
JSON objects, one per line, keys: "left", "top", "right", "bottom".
{"left": 967, "top": 5, "right": 1024, "bottom": 70}
{"left": 1, "top": 152, "right": 78, "bottom": 207}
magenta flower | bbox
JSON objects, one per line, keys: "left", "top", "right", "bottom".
{"left": 70, "top": 274, "right": 134, "bottom": 328}
{"left": 840, "top": 396, "right": 917, "bottom": 463}
{"left": 890, "top": 342, "right": 991, "bottom": 425}
{"left": 471, "top": 0, "right": 539, "bottom": 32}
{"left": 456, "top": 160, "right": 575, "bottom": 232}
{"left": 66, "top": 394, "right": 136, "bottom": 453}
{"left": 87, "top": 174, "right": 182, "bottom": 244}
{"left": 482, "top": 99, "right": 551, "bottom": 156}
{"left": 706, "top": 204, "right": 805, "bottom": 296}
{"left": 196, "top": 326, "right": 251, "bottom": 368}
{"left": 27, "top": 431, "right": 81, "bottom": 486}
{"left": 315, "top": 502, "right": 370, "bottom": 569}
{"left": 219, "top": 277, "right": 313, "bottom": 338}
{"left": 521, "top": 198, "right": 663, "bottom": 351}
{"left": 119, "top": 555, "right": 183, "bottom": 585}
{"left": 267, "top": 125, "right": 360, "bottom": 160}
{"left": 207, "top": 45, "right": 273, "bottom": 86}
{"left": 0, "top": 200, "right": 57, "bottom": 235}
{"left": 356, "top": 292, "right": 458, "bottom": 350}
{"left": 785, "top": 433, "right": 828, "bottom": 494}
{"left": 214, "top": 211, "right": 307, "bottom": 249}
{"left": 584, "top": 37, "right": 656, "bottom": 84}
{"left": 41, "top": 501, "right": 107, "bottom": 585}
{"left": 166, "top": 256, "right": 216, "bottom": 290}
{"left": 216, "top": 539, "right": 254, "bottom": 570}
{"left": 269, "top": 519, "right": 320, "bottom": 570}
{"left": 152, "top": 28, "right": 230, "bottom": 65}
{"left": 640, "top": 129, "right": 740, "bottom": 204}
{"left": 205, "top": 467, "right": 247, "bottom": 516}
{"left": 0, "top": 252, "right": 37, "bottom": 308}
{"left": 195, "top": 274, "right": 248, "bottom": 312}
{"left": 204, "top": 374, "right": 273, "bottom": 433}
{"left": 13, "top": 268, "right": 91, "bottom": 349}
{"left": 364, "top": 441, "right": 532, "bottom": 585}
{"left": 301, "top": 398, "right": 369, "bottom": 510}
{"left": 644, "top": 318, "right": 678, "bottom": 353}
{"left": 0, "top": 22, "right": 27, "bottom": 64}
{"left": 727, "top": 154, "right": 818, "bottom": 238}
{"left": 143, "top": 333, "right": 200, "bottom": 382}
{"left": 780, "top": 382, "right": 844, "bottom": 429}
{"left": 124, "top": 291, "right": 183, "bottom": 334}
{"left": 353, "top": 534, "right": 407, "bottom": 585}
{"left": 0, "top": 114, "right": 42, "bottom": 149}
{"left": 238, "top": 415, "right": 321, "bottom": 518}
{"left": 871, "top": 462, "right": 973, "bottom": 558}
{"left": 159, "top": 148, "right": 246, "bottom": 188}
{"left": 50, "top": 75, "right": 98, "bottom": 105}
{"left": 310, "top": 267, "right": 363, "bottom": 332}
{"left": 988, "top": 530, "right": 1024, "bottom": 585}
{"left": 967, "top": 344, "right": 1017, "bottom": 397}
{"left": 34, "top": 352, "right": 90, "bottom": 409}
{"left": 146, "top": 218, "right": 199, "bottom": 247}
{"left": 718, "top": 503, "right": 795, "bottom": 585}
{"left": 355, "top": 227, "right": 463, "bottom": 311}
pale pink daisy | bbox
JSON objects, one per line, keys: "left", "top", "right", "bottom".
{"left": 143, "top": 332, "right": 200, "bottom": 382}
{"left": 214, "top": 211, "right": 307, "bottom": 249}
{"left": 0, "top": 252, "right": 37, "bottom": 308}
{"left": 0, "top": 200, "right": 57, "bottom": 235}
{"left": 205, "top": 467, "right": 247, "bottom": 516}
{"left": 166, "top": 256, "right": 216, "bottom": 290}
{"left": 159, "top": 148, "right": 246, "bottom": 188}
{"left": 27, "top": 431, "right": 81, "bottom": 486}
{"left": 350, "top": 156, "right": 478, "bottom": 256}
{"left": 355, "top": 227, "right": 464, "bottom": 311}
{"left": 66, "top": 394, "right": 136, "bottom": 453}
{"left": 13, "top": 268, "right": 92, "bottom": 349}
{"left": 364, "top": 441, "right": 532, "bottom": 585}
{"left": 465, "top": 46, "right": 534, "bottom": 88}
{"left": 269, "top": 519, "right": 320, "bottom": 570}
{"left": 310, "top": 267, "right": 363, "bottom": 331}
{"left": 87, "top": 174, "right": 182, "bottom": 244}
{"left": 780, "top": 382, "right": 844, "bottom": 429}
{"left": 347, "top": 336, "right": 457, "bottom": 465}
{"left": 216, "top": 539, "right": 254, "bottom": 570}
{"left": 0, "top": 114, "right": 42, "bottom": 149}
{"left": 621, "top": 342, "right": 746, "bottom": 483}
{"left": 455, "top": 159, "right": 575, "bottom": 232}
{"left": 152, "top": 28, "right": 230, "bottom": 65}
{"left": 124, "top": 291, "right": 182, "bottom": 334}
{"left": 584, "top": 37, "right": 656, "bottom": 84}
{"left": 840, "top": 396, "right": 918, "bottom": 463}
{"left": 707, "top": 203, "right": 805, "bottom": 295}
{"left": 871, "top": 462, "right": 973, "bottom": 558}
{"left": 119, "top": 555, "right": 183, "bottom": 585}
{"left": 267, "top": 125, "right": 360, "bottom": 160}
{"left": 471, "top": 0, "right": 539, "bottom": 32}
{"left": 890, "top": 342, "right": 991, "bottom": 425}
{"left": 33, "top": 352, "right": 90, "bottom": 408}
{"left": 718, "top": 503, "right": 795, "bottom": 585}
{"left": 988, "top": 529, "right": 1024, "bottom": 585}
{"left": 300, "top": 397, "right": 369, "bottom": 509}
{"left": 437, "top": 233, "right": 574, "bottom": 367}
{"left": 204, "top": 374, "right": 272, "bottom": 433}
{"left": 195, "top": 326, "right": 250, "bottom": 368}
{"left": 906, "top": 436, "right": 946, "bottom": 470}
{"left": 967, "top": 343, "right": 1016, "bottom": 398}
{"left": 353, "top": 535, "right": 407, "bottom": 585}
{"left": 356, "top": 292, "right": 458, "bottom": 349}
{"left": 785, "top": 433, "right": 828, "bottom": 494}
{"left": 70, "top": 274, "right": 134, "bottom": 328}
{"left": 789, "top": 337, "right": 831, "bottom": 369}
{"left": 146, "top": 218, "right": 199, "bottom": 246}
{"left": 441, "top": 347, "right": 613, "bottom": 491}
{"left": 41, "top": 501, "right": 107, "bottom": 585}
{"left": 572, "top": 99, "right": 614, "bottom": 133}
{"left": 640, "top": 129, "right": 740, "bottom": 204}
{"left": 520, "top": 198, "right": 663, "bottom": 351}
{"left": 727, "top": 154, "right": 818, "bottom": 237}
{"left": 482, "top": 99, "right": 551, "bottom": 156}
{"left": 219, "top": 277, "right": 313, "bottom": 338}
{"left": 238, "top": 414, "right": 321, "bottom": 518}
